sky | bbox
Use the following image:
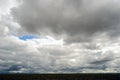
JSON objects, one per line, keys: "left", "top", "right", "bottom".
{"left": 0, "top": 0, "right": 120, "bottom": 73}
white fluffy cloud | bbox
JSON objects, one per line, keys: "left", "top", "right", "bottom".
{"left": 0, "top": 0, "right": 20, "bottom": 36}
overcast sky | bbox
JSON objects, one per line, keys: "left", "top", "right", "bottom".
{"left": 0, "top": 0, "right": 120, "bottom": 73}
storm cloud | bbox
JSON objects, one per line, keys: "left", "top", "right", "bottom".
{"left": 11, "top": 0, "right": 120, "bottom": 43}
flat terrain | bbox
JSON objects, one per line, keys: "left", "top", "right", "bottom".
{"left": 0, "top": 73, "right": 119, "bottom": 80}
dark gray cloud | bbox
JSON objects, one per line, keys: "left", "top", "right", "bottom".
{"left": 11, "top": 0, "right": 120, "bottom": 43}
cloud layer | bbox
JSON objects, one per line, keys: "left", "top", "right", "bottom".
{"left": 0, "top": 0, "right": 120, "bottom": 73}
{"left": 0, "top": 35, "right": 120, "bottom": 73}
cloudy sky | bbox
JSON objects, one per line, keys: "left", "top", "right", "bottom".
{"left": 0, "top": 0, "right": 120, "bottom": 73}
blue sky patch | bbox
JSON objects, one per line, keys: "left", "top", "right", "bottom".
{"left": 19, "top": 35, "right": 39, "bottom": 40}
